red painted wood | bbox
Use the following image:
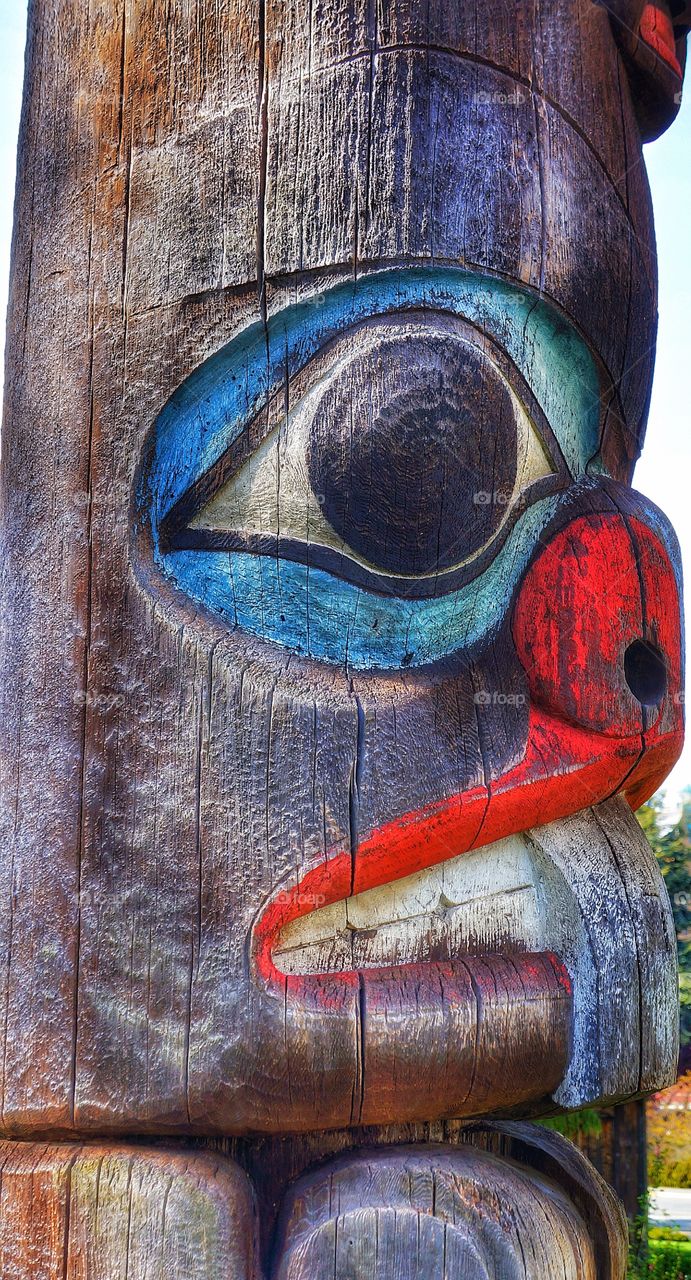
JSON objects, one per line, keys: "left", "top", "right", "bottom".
{"left": 639, "top": 3, "right": 683, "bottom": 75}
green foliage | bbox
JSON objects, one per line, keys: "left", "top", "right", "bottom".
{"left": 637, "top": 796, "right": 691, "bottom": 1046}
{"left": 638, "top": 797, "right": 666, "bottom": 845}
{"left": 629, "top": 1188, "right": 653, "bottom": 1279}
{"left": 648, "top": 1075, "right": 691, "bottom": 1190}
{"left": 661, "top": 1160, "right": 691, "bottom": 1190}
{"left": 623, "top": 799, "right": 691, "bottom": 1276}
{"left": 638, "top": 1243, "right": 691, "bottom": 1278}
{"left": 541, "top": 1107, "right": 603, "bottom": 1142}
{"left": 628, "top": 1193, "right": 691, "bottom": 1279}
{"left": 681, "top": 973, "right": 691, "bottom": 1050}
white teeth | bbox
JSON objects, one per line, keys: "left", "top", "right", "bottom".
{"left": 440, "top": 841, "right": 536, "bottom": 906}
{"left": 273, "top": 837, "right": 551, "bottom": 976}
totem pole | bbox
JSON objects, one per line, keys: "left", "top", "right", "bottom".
{"left": 0, "top": 0, "right": 688, "bottom": 1275}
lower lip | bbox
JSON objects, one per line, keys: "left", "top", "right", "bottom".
{"left": 249, "top": 698, "right": 677, "bottom": 1126}
{"left": 276, "top": 951, "right": 572, "bottom": 1126}
{"left": 252, "top": 837, "right": 574, "bottom": 1123}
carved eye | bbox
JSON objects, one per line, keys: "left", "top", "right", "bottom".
{"left": 145, "top": 269, "right": 601, "bottom": 668}
{"left": 162, "top": 314, "right": 565, "bottom": 599}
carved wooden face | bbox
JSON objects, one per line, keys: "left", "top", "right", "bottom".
{"left": 0, "top": 0, "right": 687, "bottom": 1137}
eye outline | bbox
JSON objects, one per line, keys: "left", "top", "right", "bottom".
{"left": 138, "top": 266, "right": 605, "bottom": 670}
{"left": 159, "top": 310, "right": 571, "bottom": 600}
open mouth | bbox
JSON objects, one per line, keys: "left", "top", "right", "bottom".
{"left": 254, "top": 797, "right": 677, "bottom": 1124}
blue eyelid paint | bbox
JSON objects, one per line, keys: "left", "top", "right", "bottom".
{"left": 144, "top": 267, "right": 603, "bottom": 669}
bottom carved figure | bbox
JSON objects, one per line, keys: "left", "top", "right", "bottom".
{"left": 0, "top": 1143, "right": 261, "bottom": 1279}
{"left": 0, "top": 1126, "right": 627, "bottom": 1278}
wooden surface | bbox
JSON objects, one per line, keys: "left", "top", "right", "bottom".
{"left": 0, "top": 1143, "right": 260, "bottom": 1279}
{"left": 0, "top": 0, "right": 685, "bottom": 1143}
{"left": 273, "top": 1135, "right": 626, "bottom": 1280}
{"left": 1, "top": 0, "right": 687, "bottom": 1272}
{"left": 0, "top": 1126, "right": 627, "bottom": 1277}
{"left": 469, "top": 1123, "right": 630, "bottom": 1280}
{"left": 0, "top": 0, "right": 686, "bottom": 1165}
{"left": 574, "top": 1100, "right": 648, "bottom": 1222}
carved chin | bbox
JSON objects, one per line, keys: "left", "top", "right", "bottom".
{"left": 254, "top": 795, "right": 677, "bottom": 1127}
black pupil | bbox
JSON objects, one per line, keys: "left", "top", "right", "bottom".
{"left": 308, "top": 330, "right": 519, "bottom": 576}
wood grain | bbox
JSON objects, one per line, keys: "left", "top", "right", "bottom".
{"left": 468, "top": 1122, "right": 629, "bottom": 1280}
{"left": 1, "top": 1, "right": 687, "bottom": 1273}
{"left": 0, "top": 0, "right": 684, "bottom": 1145}
{"left": 262, "top": 6, "right": 658, "bottom": 470}
{"left": 272, "top": 1137, "right": 624, "bottom": 1279}
{"left": 0, "top": 1127, "right": 628, "bottom": 1277}
{"left": 574, "top": 1099, "right": 647, "bottom": 1222}
{"left": 0, "top": 1142, "right": 260, "bottom": 1279}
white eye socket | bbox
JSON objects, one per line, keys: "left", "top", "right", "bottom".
{"left": 163, "top": 313, "right": 567, "bottom": 599}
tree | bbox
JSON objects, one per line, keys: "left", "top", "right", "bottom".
{"left": 638, "top": 796, "right": 691, "bottom": 1050}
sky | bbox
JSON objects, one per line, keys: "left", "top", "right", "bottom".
{"left": 0, "top": 9, "right": 689, "bottom": 811}
{"left": 0, "top": 5, "right": 26, "bottom": 343}
{"left": 635, "top": 96, "right": 691, "bottom": 815}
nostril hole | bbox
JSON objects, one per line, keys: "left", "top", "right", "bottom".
{"left": 624, "top": 640, "right": 668, "bottom": 706}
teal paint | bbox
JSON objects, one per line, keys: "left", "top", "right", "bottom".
{"left": 167, "top": 496, "right": 559, "bottom": 667}
{"left": 145, "top": 267, "right": 604, "bottom": 668}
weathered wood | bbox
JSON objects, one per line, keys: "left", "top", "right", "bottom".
{"left": 0, "top": 0, "right": 688, "bottom": 1274}
{"left": 469, "top": 1122, "right": 630, "bottom": 1279}
{"left": 0, "top": 0, "right": 685, "bottom": 1140}
{"left": 0, "top": 1143, "right": 260, "bottom": 1279}
{"left": 0, "top": 1125, "right": 628, "bottom": 1277}
{"left": 573, "top": 1100, "right": 648, "bottom": 1223}
{"left": 272, "top": 1134, "right": 626, "bottom": 1279}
